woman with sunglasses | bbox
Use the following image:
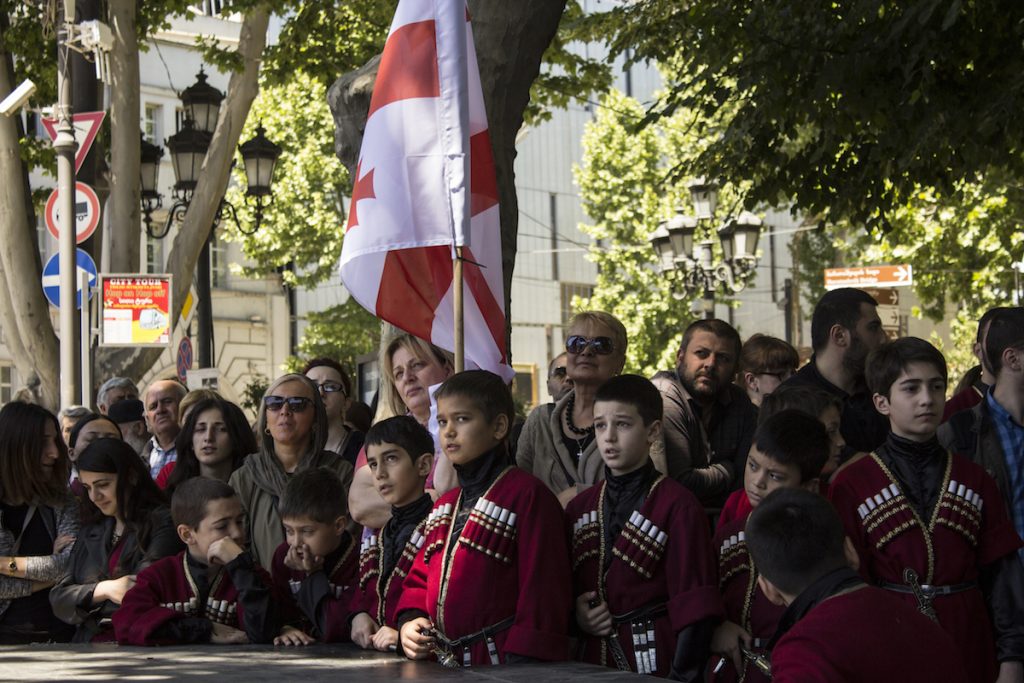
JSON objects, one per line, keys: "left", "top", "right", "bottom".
{"left": 517, "top": 311, "right": 629, "bottom": 507}
{"left": 159, "top": 397, "right": 257, "bottom": 495}
{"left": 303, "top": 357, "right": 364, "bottom": 466}
{"left": 50, "top": 438, "right": 182, "bottom": 642}
{"left": 229, "top": 373, "right": 355, "bottom": 570}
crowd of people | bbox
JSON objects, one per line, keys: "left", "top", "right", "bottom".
{"left": 0, "top": 287, "right": 1021, "bottom": 682}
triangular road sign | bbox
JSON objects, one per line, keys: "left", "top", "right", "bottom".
{"left": 41, "top": 111, "right": 106, "bottom": 174}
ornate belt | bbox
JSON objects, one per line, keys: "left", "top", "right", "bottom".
{"left": 434, "top": 615, "right": 515, "bottom": 667}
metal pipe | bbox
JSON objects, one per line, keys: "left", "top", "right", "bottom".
{"left": 56, "top": 16, "right": 79, "bottom": 411}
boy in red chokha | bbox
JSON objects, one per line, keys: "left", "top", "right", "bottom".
{"left": 710, "top": 409, "right": 830, "bottom": 683}
{"left": 271, "top": 468, "right": 358, "bottom": 645}
{"left": 350, "top": 416, "right": 434, "bottom": 651}
{"left": 567, "top": 374, "right": 722, "bottom": 681}
{"left": 113, "top": 477, "right": 278, "bottom": 645}
{"left": 829, "top": 337, "right": 1024, "bottom": 683}
{"left": 398, "top": 370, "right": 571, "bottom": 666}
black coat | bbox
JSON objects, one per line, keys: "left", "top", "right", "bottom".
{"left": 50, "top": 507, "right": 182, "bottom": 642}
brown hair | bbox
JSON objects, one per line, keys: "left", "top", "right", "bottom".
{"left": 171, "top": 477, "right": 237, "bottom": 529}
{"left": 680, "top": 319, "right": 741, "bottom": 358}
{"left": 0, "top": 402, "right": 71, "bottom": 506}
{"left": 739, "top": 334, "right": 799, "bottom": 376}
{"left": 178, "top": 388, "right": 220, "bottom": 426}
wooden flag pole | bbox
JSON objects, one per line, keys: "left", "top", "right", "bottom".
{"left": 454, "top": 247, "right": 465, "bottom": 373}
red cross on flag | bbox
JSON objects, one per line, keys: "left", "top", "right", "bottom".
{"left": 339, "top": 0, "right": 512, "bottom": 381}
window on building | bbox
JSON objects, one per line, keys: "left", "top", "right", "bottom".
{"left": 512, "top": 364, "right": 537, "bottom": 413}
{"left": 146, "top": 233, "right": 164, "bottom": 274}
{"left": 210, "top": 231, "right": 228, "bottom": 288}
{"left": 560, "top": 282, "right": 594, "bottom": 325}
{"left": 143, "top": 104, "right": 161, "bottom": 144}
{"left": 192, "top": 0, "right": 225, "bottom": 15}
{"left": 0, "top": 365, "right": 12, "bottom": 405}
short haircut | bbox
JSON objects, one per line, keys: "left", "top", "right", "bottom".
{"left": 745, "top": 487, "right": 849, "bottom": 596}
{"left": 278, "top": 468, "right": 348, "bottom": 524}
{"left": 365, "top": 415, "right": 434, "bottom": 464}
{"left": 567, "top": 311, "right": 628, "bottom": 358}
{"left": 548, "top": 352, "right": 568, "bottom": 378}
{"left": 594, "top": 374, "right": 663, "bottom": 426}
{"left": 865, "top": 337, "right": 947, "bottom": 397}
{"left": 171, "top": 477, "right": 237, "bottom": 529}
{"left": 978, "top": 307, "right": 1010, "bottom": 342}
{"left": 144, "top": 379, "right": 188, "bottom": 404}
{"left": 810, "top": 288, "right": 878, "bottom": 352}
{"left": 680, "top": 319, "right": 741, "bottom": 358}
{"left": 739, "top": 334, "right": 799, "bottom": 375}
{"left": 69, "top": 413, "right": 123, "bottom": 449}
{"left": 96, "top": 377, "right": 139, "bottom": 407}
{"left": 984, "top": 308, "right": 1024, "bottom": 376}
{"left": 757, "top": 385, "right": 841, "bottom": 427}
{"left": 345, "top": 401, "right": 373, "bottom": 434}
{"left": 302, "top": 357, "right": 353, "bottom": 398}
{"left": 58, "top": 405, "right": 91, "bottom": 423}
{"left": 752, "top": 410, "right": 829, "bottom": 482}
{"left": 435, "top": 370, "right": 515, "bottom": 429}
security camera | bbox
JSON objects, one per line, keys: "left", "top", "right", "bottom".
{"left": 0, "top": 80, "right": 36, "bottom": 117}
{"left": 78, "top": 20, "right": 114, "bottom": 52}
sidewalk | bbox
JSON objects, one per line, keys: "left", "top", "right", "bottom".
{"left": 0, "top": 643, "right": 643, "bottom": 680}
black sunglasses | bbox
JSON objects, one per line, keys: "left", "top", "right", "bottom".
{"left": 566, "top": 335, "right": 615, "bottom": 355}
{"left": 264, "top": 396, "right": 313, "bottom": 413}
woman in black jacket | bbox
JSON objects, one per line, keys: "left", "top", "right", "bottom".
{"left": 50, "top": 438, "right": 182, "bottom": 641}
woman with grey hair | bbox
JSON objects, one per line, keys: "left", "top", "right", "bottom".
{"left": 228, "top": 373, "right": 354, "bottom": 571}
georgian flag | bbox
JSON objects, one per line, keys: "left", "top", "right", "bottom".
{"left": 339, "top": 0, "right": 512, "bottom": 381}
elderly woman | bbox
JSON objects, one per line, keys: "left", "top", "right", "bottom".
{"left": 229, "top": 374, "right": 354, "bottom": 571}
{"left": 0, "top": 402, "right": 79, "bottom": 643}
{"left": 517, "top": 311, "right": 628, "bottom": 506}
{"left": 303, "top": 357, "right": 364, "bottom": 465}
{"left": 348, "top": 334, "right": 454, "bottom": 529}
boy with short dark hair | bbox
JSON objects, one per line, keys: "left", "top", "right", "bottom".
{"left": 568, "top": 374, "right": 722, "bottom": 680}
{"left": 350, "top": 416, "right": 434, "bottom": 651}
{"left": 830, "top": 337, "right": 1024, "bottom": 682}
{"left": 271, "top": 468, "right": 357, "bottom": 645}
{"left": 397, "top": 370, "right": 571, "bottom": 666}
{"left": 113, "top": 477, "right": 278, "bottom": 645}
{"left": 746, "top": 487, "right": 968, "bottom": 682}
{"left": 711, "top": 410, "right": 830, "bottom": 682}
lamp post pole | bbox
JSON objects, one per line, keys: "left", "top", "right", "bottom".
{"left": 197, "top": 235, "right": 214, "bottom": 368}
{"left": 56, "top": 5, "right": 79, "bottom": 411}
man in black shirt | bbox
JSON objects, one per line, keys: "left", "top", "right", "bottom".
{"left": 782, "top": 287, "right": 889, "bottom": 463}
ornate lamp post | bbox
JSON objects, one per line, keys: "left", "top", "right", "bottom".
{"left": 139, "top": 69, "right": 282, "bottom": 368}
{"left": 650, "top": 180, "right": 763, "bottom": 319}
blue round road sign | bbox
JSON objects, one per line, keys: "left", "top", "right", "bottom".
{"left": 41, "top": 249, "right": 97, "bottom": 309}
{"left": 177, "top": 337, "right": 193, "bottom": 383}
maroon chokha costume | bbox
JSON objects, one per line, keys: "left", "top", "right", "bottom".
{"left": 396, "top": 456, "right": 571, "bottom": 666}
{"left": 354, "top": 494, "right": 433, "bottom": 628}
{"left": 772, "top": 586, "right": 967, "bottom": 682}
{"left": 711, "top": 515, "right": 785, "bottom": 683}
{"left": 270, "top": 531, "right": 358, "bottom": 642}
{"left": 566, "top": 460, "right": 722, "bottom": 679}
{"left": 830, "top": 436, "right": 1024, "bottom": 683}
{"left": 113, "top": 550, "right": 278, "bottom": 645}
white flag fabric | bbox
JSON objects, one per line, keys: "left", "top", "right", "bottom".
{"left": 339, "top": 0, "right": 512, "bottom": 381}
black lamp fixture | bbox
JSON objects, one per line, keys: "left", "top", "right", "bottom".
{"left": 140, "top": 68, "right": 281, "bottom": 239}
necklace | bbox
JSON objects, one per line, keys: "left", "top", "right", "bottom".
{"left": 110, "top": 524, "right": 125, "bottom": 549}
{"left": 565, "top": 392, "right": 594, "bottom": 436}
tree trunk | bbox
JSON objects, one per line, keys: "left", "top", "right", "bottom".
{"left": 95, "top": 6, "right": 270, "bottom": 381}
{"left": 327, "top": 0, "right": 567, "bottom": 360}
{"left": 0, "top": 45, "right": 61, "bottom": 409}
{"left": 106, "top": 0, "right": 141, "bottom": 273}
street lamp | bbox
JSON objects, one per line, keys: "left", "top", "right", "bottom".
{"left": 139, "top": 68, "right": 282, "bottom": 368}
{"left": 650, "top": 183, "right": 763, "bottom": 318}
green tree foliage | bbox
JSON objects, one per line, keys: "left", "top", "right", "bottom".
{"left": 223, "top": 73, "right": 348, "bottom": 287}
{"left": 574, "top": 90, "right": 750, "bottom": 376}
{"left": 589, "top": 0, "right": 1024, "bottom": 233}
{"left": 283, "top": 298, "right": 381, "bottom": 375}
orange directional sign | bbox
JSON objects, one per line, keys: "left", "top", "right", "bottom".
{"left": 823, "top": 265, "right": 913, "bottom": 290}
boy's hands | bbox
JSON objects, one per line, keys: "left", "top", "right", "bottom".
{"left": 575, "top": 592, "right": 612, "bottom": 636}
{"left": 371, "top": 625, "right": 399, "bottom": 652}
{"left": 210, "top": 622, "right": 249, "bottom": 644}
{"left": 284, "top": 543, "right": 324, "bottom": 574}
{"left": 94, "top": 575, "right": 137, "bottom": 605}
{"left": 351, "top": 612, "right": 379, "bottom": 649}
{"left": 207, "top": 538, "right": 244, "bottom": 566}
{"left": 274, "top": 625, "right": 315, "bottom": 646}
{"left": 399, "top": 617, "right": 435, "bottom": 659}
{"left": 711, "top": 619, "right": 752, "bottom": 674}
